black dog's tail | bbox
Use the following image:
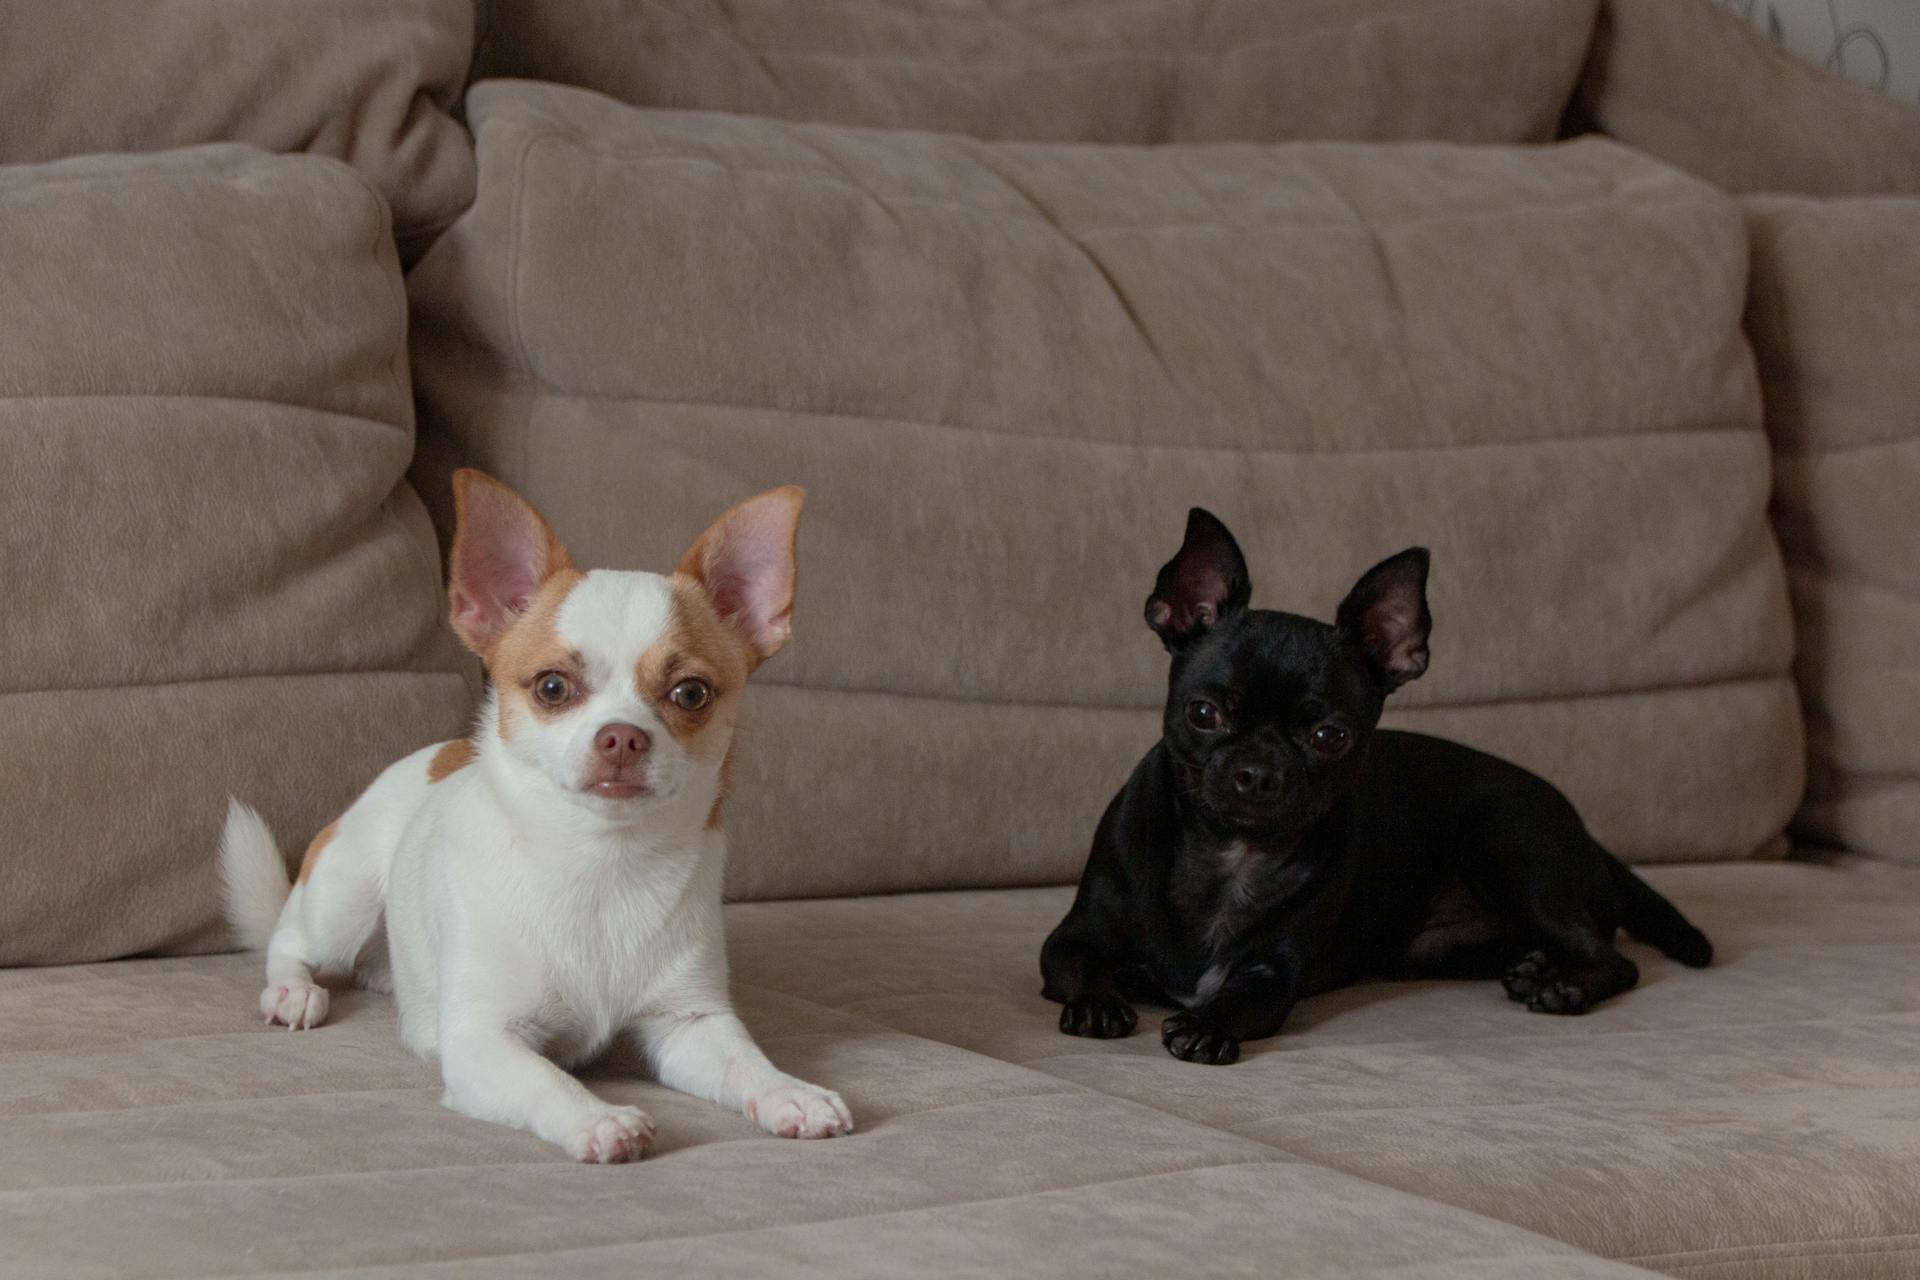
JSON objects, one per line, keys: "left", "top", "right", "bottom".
{"left": 1612, "top": 860, "right": 1713, "bottom": 967}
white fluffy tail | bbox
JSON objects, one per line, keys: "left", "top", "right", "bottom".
{"left": 219, "top": 799, "right": 292, "bottom": 951}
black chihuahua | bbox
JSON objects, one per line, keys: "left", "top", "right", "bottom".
{"left": 1041, "top": 510, "right": 1712, "bottom": 1065}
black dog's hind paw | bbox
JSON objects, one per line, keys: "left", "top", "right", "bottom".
{"left": 1501, "top": 951, "right": 1593, "bottom": 1015}
{"left": 1059, "top": 994, "right": 1138, "bottom": 1039}
{"left": 1161, "top": 1012, "right": 1241, "bottom": 1065}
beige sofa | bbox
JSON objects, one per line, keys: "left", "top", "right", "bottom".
{"left": 4, "top": 2, "right": 1919, "bottom": 1276}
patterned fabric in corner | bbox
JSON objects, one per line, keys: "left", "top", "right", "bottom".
{"left": 1722, "top": 0, "right": 1920, "bottom": 103}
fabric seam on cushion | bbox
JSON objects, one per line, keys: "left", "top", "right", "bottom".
{"left": 963, "top": 149, "right": 1176, "bottom": 382}
{"left": 0, "top": 393, "right": 410, "bottom": 437}
{"left": 838, "top": 988, "right": 1920, "bottom": 1062}
{"left": 1784, "top": 561, "right": 1920, "bottom": 615}
{"left": 177, "top": 1161, "right": 1328, "bottom": 1279}
{"left": 517, "top": 388, "right": 1758, "bottom": 457}
{"left": 0, "top": 1106, "right": 1281, "bottom": 1199}
{"left": 740, "top": 670, "right": 1795, "bottom": 718}
{"left": 588, "top": 0, "right": 1572, "bottom": 72}
{"left": 0, "top": 151, "right": 313, "bottom": 196}
{"left": 0, "top": 1078, "right": 1077, "bottom": 1133}
{"left": 1063, "top": 1078, "right": 1920, "bottom": 1127}
{"left": 1635, "top": 1233, "right": 1920, "bottom": 1271}
{"left": 214, "top": 1226, "right": 1623, "bottom": 1280}
{"left": 0, "top": 669, "right": 471, "bottom": 700}
{"left": 1771, "top": 433, "right": 1920, "bottom": 460}
{"left": 496, "top": 130, "right": 1713, "bottom": 239}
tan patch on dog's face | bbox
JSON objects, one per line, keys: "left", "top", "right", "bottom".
{"left": 428, "top": 739, "right": 476, "bottom": 783}
{"left": 631, "top": 577, "right": 755, "bottom": 764}
{"left": 486, "top": 568, "right": 587, "bottom": 739}
{"left": 295, "top": 820, "right": 340, "bottom": 886}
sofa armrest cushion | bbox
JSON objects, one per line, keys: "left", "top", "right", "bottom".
{"left": 0, "top": 146, "right": 473, "bottom": 965}
{"left": 1570, "top": 0, "right": 1920, "bottom": 197}
{"left": 0, "top": 1, "right": 475, "bottom": 260}
{"left": 1747, "top": 194, "right": 1920, "bottom": 863}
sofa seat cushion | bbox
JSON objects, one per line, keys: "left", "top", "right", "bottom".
{"left": 0, "top": 956, "right": 1654, "bottom": 1278}
{"left": 728, "top": 861, "right": 1920, "bottom": 1278}
{"left": 410, "top": 81, "right": 1799, "bottom": 900}
{"left": 471, "top": 0, "right": 1599, "bottom": 146}
{"left": 0, "top": 146, "right": 472, "bottom": 965}
{"left": 7, "top": 864, "right": 1920, "bottom": 1275}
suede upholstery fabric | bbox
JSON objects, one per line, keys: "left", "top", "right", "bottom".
{"left": 0, "top": 147, "right": 472, "bottom": 966}
{"left": 1745, "top": 197, "right": 1920, "bottom": 866}
{"left": 0, "top": 1, "right": 475, "bottom": 258}
{"left": 3, "top": 861, "right": 1917, "bottom": 1277}
{"left": 471, "top": 0, "right": 1599, "bottom": 145}
{"left": 408, "top": 82, "right": 1801, "bottom": 899}
{"left": 1569, "top": 0, "right": 1920, "bottom": 197}
{"left": 722, "top": 860, "right": 1920, "bottom": 1279}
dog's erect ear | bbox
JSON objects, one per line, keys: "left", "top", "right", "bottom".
{"left": 677, "top": 486, "right": 805, "bottom": 667}
{"left": 1336, "top": 547, "right": 1431, "bottom": 690}
{"left": 447, "top": 469, "right": 574, "bottom": 658}
{"left": 1145, "top": 508, "right": 1252, "bottom": 651}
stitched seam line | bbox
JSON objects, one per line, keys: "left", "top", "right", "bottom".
{"left": 498, "top": 130, "right": 1704, "bottom": 240}
{"left": 598, "top": 0, "right": 1564, "bottom": 72}
{"left": 1635, "top": 1234, "right": 1920, "bottom": 1268}
{"left": 743, "top": 670, "right": 1794, "bottom": 717}
{"left": 495, "top": 387, "right": 1761, "bottom": 458}
{"left": 0, "top": 392, "right": 407, "bottom": 435}
{"left": 0, "top": 669, "right": 470, "bottom": 701}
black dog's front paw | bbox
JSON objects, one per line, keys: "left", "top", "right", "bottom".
{"left": 1524, "top": 978, "right": 1592, "bottom": 1015}
{"left": 1501, "top": 951, "right": 1592, "bottom": 1015}
{"left": 1161, "top": 1012, "right": 1240, "bottom": 1065}
{"left": 1501, "top": 950, "right": 1554, "bottom": 1002}
{"left": 1059, "top": 994, "right": 1138, "bottom": 1039}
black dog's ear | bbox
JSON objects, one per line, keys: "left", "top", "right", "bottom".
{"left": 1144, "top": 508, "right": 1252, "bottom": 651}
{"left": 1336, "top": 548, "right": 1431, "bottom": 690}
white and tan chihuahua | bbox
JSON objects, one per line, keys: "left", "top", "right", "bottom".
{"left": 218, "top": 469, "right": 850, "bottom": 1163}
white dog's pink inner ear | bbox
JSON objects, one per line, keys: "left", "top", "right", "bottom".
{"left": 449, "top": 474, "right": 573, "bottom": 655}
{"left": 680, "top": 487, "right": 803, "bottom": 662}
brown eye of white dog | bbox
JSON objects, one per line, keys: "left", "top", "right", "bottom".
{"left": 217, "top": 470, "right": 850, "bottom": 1163}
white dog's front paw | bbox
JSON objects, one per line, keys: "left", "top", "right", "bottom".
{"left": 562, "top": 1106, "right": 657, "bottom": 1164}
{"left": 260, "top": 983, "right": 329, "bottom": 1030}
{"left": 746, "top": 1080, "right": 853, "bottom": 1139}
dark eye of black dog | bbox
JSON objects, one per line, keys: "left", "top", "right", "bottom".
{"left": 1185, "top": 700, "right": 1223, "bottom": 733}
{"left": 1308, "top": 724, "right": 1350, "bottom": 757}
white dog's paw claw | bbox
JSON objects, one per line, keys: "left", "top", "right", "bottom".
{"left": 259, "top": 983, "right": 329, "bottom": 1030}
{"left": 564, "top": 1106, "right": 656, "bottom": 1165}
{"left": 746, "top": 1081, "right": 853, "bottom": 1139}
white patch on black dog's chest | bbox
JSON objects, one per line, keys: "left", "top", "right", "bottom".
{"left": 1193, "top": 841, "right": 1282, "bottom": 954}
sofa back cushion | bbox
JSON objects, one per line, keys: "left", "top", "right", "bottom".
{"left": 1746, "top": 195, "right": 1920, "bottom": 863}
{"left": 0, "top": 147, "right": 473, "bottom": 965}
{"left": 472, "top": 0, "right": 1598, "bottom": 145}
{"left": 0, "top": 1, "right": 474, "bottom": 258}
{"left": 408, "top": 82, "right": 1801, "bottom": 900}
{"left": 1570, "top": 0, "right": 1920, "bottom": 197}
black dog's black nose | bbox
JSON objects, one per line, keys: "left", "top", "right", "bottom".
{"left": 1231, "top": 765, "right": 1278, "bottom": 796}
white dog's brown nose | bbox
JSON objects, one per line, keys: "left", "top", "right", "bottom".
{"left": 593, "top": 723, "right": 651, "bottom": 767}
